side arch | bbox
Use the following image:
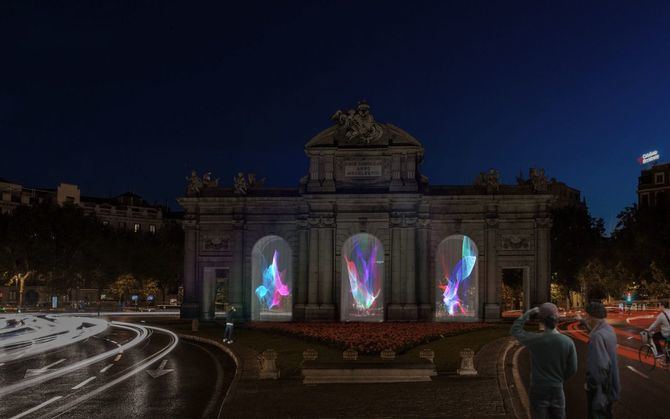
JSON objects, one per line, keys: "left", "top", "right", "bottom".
{"left": 251, "top": 235, "right": 293, "bottom": 321}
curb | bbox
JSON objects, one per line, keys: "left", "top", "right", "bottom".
{"left": 176, "top": 333, "right": 242, "bottom": 419}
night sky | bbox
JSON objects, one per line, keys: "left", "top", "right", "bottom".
{"left": 2, "top": 2, "right": 669, "bottom": 231}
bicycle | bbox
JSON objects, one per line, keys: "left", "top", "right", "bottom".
{"left": 638, "top": 330, "right": 670, "bottom": 372}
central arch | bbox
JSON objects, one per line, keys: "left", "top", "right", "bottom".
{"left": 340, "top": 233, "right": 384, "bottom": 322}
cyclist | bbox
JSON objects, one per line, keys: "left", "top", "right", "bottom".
{"left": 646, "top": 300, "right": 670, "bottom": 359}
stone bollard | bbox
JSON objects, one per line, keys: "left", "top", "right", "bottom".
{"left": 380, "top": 349, "right": 396, "bottom": 360}
{"left": 419, "top": 348, "right": 435, "bottom": 363}
{"left": 457, "top": 348, "right": 477, "bottom": 376}
{"left": 302, "top": 348, "right": 318, "bottom": 362}
{"left": 191, "top": 318, "right": 199, "bottom": 332}
{"left": 259, "top": 349, "right": 280, "bottom": 379}
{"left": 343, "top": 348, "right": 358, "bottom": 361}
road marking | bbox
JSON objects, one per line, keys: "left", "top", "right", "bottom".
{"left": 47, "top": 325, "right": 179, "bottom": 418}
{"left": 0, "top": 321, "right": 147, "bottom": 398}
{"left": 114, "top": 354, "right": 123, "bottom": 362}
{"left": 71, "top": 376, "right": 97, "bottom": 390}
{"left": 24, "top": 358, "right": 66, "bottom": 378}
{"left": 626, "top": 365, "right": 649, "bottom": 379}
{"left": 0, "top": 362, "right": 5, "bottom": 366}
{"left": 9, "top": 395, "right": 63, "bottom": 419}
{"left": 146, "top": 358, "right": 174, "bottom": 378}
{"left": 100, "top": 364, "right": 114, "bottom": 373}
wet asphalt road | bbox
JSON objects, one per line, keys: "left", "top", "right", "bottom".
{"left": 0, "top": 318, "right": 234, "bottom": 419}
{"left": 517, "top": 320, "right": 670, "bottom": 419}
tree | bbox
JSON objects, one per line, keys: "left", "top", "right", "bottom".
{"left": 109, "top": 274, "right": 138, "bottom": 305}
{"left": 551, "top": 204, "right": 604, "bottom": 306}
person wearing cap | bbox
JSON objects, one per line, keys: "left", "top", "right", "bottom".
{"left": 511, "top": 302, "right": 577, "bottom": 419}
{"left": 583, "top": 301, "right": 620, "bottom": 419}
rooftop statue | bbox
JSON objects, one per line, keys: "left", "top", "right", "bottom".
{"left": 331, "top": 100, "right": 384, "bottom": 145}
{"left": 474, "top": 168, "right": 500, "bottom": 193}
{"left": 186, "top": 170, "right": 203, "bottom": 195}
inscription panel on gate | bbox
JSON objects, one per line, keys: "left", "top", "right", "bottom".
{"left": 344, "top": 160, "right": 383, "bottom": 178}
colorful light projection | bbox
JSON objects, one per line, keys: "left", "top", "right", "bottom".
{"left": 341, "top": 233, "right": 384, "bottom": 322}
{"left": 251, "top": 236, "right": 293, "bottom": 321}
{"left": 435, "top": 235, "right": 478, "bottom": 320}
{"left": 255, "top": 250, "right": 290, "bottom": 309}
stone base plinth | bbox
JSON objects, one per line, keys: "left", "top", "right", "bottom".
{"left": 302, "top": 361, "right": 436, "bottom": 384}
{"left": 387, "top": 304, "right": 418, "bottom": 321}
{"left": 180, "top": 303, "right": 200, "bottom": 320}
{"left": 484, "top": 303, "right": 501, "bottom": 321}
{"left": 304, "top": 304, "right": 336, "bottom": 321}
{"left": 418, "top": 304, "right": 433, "bottom": 320}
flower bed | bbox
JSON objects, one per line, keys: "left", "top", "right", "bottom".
{"left": 246, "top": 322, "right": 493, "bottom": 355}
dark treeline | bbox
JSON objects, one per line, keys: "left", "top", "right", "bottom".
{"left": 0, "top": 203, "right": 183, "bottom": 305}
{"left": 551, "top": 201, "right": 670, "bottom": 304}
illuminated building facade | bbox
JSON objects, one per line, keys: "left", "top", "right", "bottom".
{"left": 638, "top": 161, "right": 669, "bottom": 208}
{"left": 179, "top": 102, "right": 555, "bottom": 322}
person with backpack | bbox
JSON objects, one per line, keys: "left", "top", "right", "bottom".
{"left": 511, "top": 302, "right": 577, "bottom": 419}
{"left": 646, "top": 300, "right": 670, "bottom": 359}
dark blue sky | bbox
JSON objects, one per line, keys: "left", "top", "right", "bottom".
{"left": 2, "top": 1, "right": 668, "bottom": 230}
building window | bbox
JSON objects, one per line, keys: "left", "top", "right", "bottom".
{"left": 133, "top": 223, "right": 140, "bottom": 233}
{"left": 149, "top": 224, "right": 156, "bottom": 234}
{"left": 102, "top": 220, "right": 109, "bottom": 226}
{"left": 655, "top": 172, "right": 665, "bottom": 185}
{"left": 641, "top": 193, "right": 650, "bottom": 207}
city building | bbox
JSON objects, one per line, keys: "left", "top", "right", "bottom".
{"left": 179, "top": 102, "right": 571, "bottom": 322}
{"left": 638, "top": 161, "right": 670, "bottom": 208}
{"left": 0, "top": 179, "right": 168, "bottom": 232}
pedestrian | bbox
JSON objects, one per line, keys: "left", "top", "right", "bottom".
{"left": 645, "top": 300, "right": 670, "bottom": 359}
{"left": 511, "top": 303, "right": 577, "bottom": 419}
{"left": 223, "top": 305, "right": 236, "bottom": 344}
{"left": 583, "top": 301, "right": 620, "bottom": 419}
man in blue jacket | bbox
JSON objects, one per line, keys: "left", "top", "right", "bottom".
{"left": 511, "top": 302, "right": 578, "bottom": 419}
{"left": 584, "top": 301, "right": 620, "bottom": 419}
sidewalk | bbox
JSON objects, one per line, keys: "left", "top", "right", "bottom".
{"left": 161, "top": 320, "right": 517, "bottom": 419}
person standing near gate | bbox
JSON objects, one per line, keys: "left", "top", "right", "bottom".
{"left": 583, "top": 301, "right": 620, "bottom": 419}
{"left": 511, "top": 302, "right": 577, "bottom": 419}
{"left": 223, "top": 305, "right": 236, "bottom": 344}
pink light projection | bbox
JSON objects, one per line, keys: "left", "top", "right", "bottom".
{"left": 255, "top": 250, "right": 290, "bottom": 310}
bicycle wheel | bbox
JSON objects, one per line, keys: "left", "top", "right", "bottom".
{"left": 639, "top": 344, "right": 656, "bottom": 372}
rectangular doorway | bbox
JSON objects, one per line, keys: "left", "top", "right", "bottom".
{"left": 502, "top": 268, "right": 526, "bottom": 316}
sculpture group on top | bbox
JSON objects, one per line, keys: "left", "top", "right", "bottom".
{"left": 186, "top": 170, "right": 219, "bottom": 194}
{"left": 474, "top": 169, "right": 500, "bottom": 193}
{"left": 234, "top": 172, "right": 266, "bottom": 195}
{"left": 331, "top": 100, "right": 384, "bottom": 145}
{"left": 517, "top": 167, "right": 549, "bottom": 193}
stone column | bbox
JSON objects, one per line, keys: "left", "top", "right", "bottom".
{"left": 535, "top": 217, "right": 552, "bottom": 306}
{"left": 294, "top": 219, "right": 309, "bottom": 320}
{"left": 317, "top": 216, "right": 335, "bottom": 319}
{"left": 305, "top": 217, "right": 321, "bottom": 320}
{"left": 388, "top": 215, "right": 402, "bottom": 320}
{"left": 180, "top": 218, "right": 199, "bottom": 319}
{"left": 417, "top": 218, "right": 431, "bottom": 319}
{"left": 484, "top": 217, "right": 500, "bottom": 321}
{"left": 403, "top": 220, "right": 417, "bottom": 320}
{"left": 232, "top": 215, "right": 246, "bottom": 319}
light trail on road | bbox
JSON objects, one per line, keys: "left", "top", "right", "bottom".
{"left": 0, "top": 314, "right": 109, "bottom": 363}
